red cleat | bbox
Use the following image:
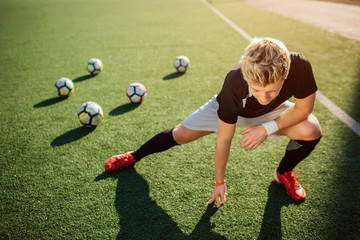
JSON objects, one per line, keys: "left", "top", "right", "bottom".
{"left": 273, "top": 168, "right": 306, "bottom": 201}
{"left": 105, "top": 152, "right": 135, "bottom": 172}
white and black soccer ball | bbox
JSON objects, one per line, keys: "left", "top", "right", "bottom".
{"left": 54, "top": 77, "right": 74, "bottom": 98}
{"left": 87, "top": 58, "right": 103, "bottom": 75}
{"left": 77, "top": 102, "right": 104, "bottom": 127}
{"left": 126, "top": 83, "right": 147, "bottom": 104}
{"left": 174, "top": 56, "right": 190, "bottom": 73}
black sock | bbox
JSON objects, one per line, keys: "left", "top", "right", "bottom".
{"left": 131, "top": 128, "right": 179, "bottom": 162}
{"left": 277, "top": 136, "right": 322, "bottom": 175}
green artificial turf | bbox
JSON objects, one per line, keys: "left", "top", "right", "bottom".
{"left": 0, "top": 0, "right": 359, "bottom": 239}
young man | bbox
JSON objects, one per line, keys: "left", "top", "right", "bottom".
{"left": 105, "top": 37, "right": 322, "bottom": 207}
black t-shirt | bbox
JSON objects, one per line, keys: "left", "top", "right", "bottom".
{"left": 216, "top": 52, "right": 317, "bottom": 123}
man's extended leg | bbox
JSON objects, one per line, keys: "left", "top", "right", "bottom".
{"left": 105, "top": 125, "right": 213, "bottom": 172}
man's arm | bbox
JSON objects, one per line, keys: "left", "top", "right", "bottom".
{"left": 207, "top": 118, "right": 236, "bottom": 207}
{"left": 239, "top": 92, "right": 316, "bottom": 150}
{"left": 275, "top": 93, "right": 316, "bottom": 131}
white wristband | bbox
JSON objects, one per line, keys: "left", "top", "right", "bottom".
{"left": 262, "top": 120, "right": 278, "bottom": 136}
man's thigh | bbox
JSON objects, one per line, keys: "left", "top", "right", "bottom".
{"left": 182, "top": 95, "right": 220, "bottom": 132}
{"left": 236, "top": 101, "right": 293, "bottom": 127}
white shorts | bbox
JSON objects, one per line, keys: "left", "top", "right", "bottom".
{"left": 182, "top": 95, "right": 293, "bottom": 134}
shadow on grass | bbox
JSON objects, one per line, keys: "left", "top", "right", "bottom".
{"left": 109, "top": 102, "right": 140, "bottom": 116}
{"left": 258, "top": 182, "right": 302, "bottom": 240}
{"left": 163, "top": 72, "right": 185, "bottom": 80}
{"left": 33, "top": 97, "right": 67, "bottom": 108}
{"left": 323, "top": 60, "right": 360, "bottom": 238}
{"left": 34, "top": 74, "right": 94, "bottom": 108}
{"left": 350, "top": 60, "right": 360, "bottom": 122}
{"left": 189, "top": 204, "right": 227, "bottom": 240}
{"left": 51, "top": 126, "right": 95, "bottom": 146}
{"left": 72, "top": 74, "right": 95, "bottom": 83}
{"left": 95, "top": 169, "right": 227, "bottom": 239}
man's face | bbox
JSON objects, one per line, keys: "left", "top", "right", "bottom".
{"left": 248, "top": 80, "right": 284, "bottom": 105}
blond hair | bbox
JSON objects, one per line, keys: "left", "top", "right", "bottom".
{"left": 241, "top": 37, "right": 291, "bottom": 87}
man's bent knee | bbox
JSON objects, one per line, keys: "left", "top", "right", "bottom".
{"left": 305, "top": 114, "right": 322, "bottom": 140}
{"left": 278, "top": 114, "right": 322, "bottom": 140}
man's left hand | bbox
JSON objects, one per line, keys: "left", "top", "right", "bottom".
{"left": 239, "top": 125, "right": 267, "bottom": 150}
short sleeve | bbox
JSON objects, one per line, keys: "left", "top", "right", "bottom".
{"left": 292, "top": 54, "right": 318, "bottom": 99}
{"left": 216, "top": 70, "right": 247, "bottom": 124}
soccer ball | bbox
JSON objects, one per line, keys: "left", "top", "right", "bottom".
{"left": 77, "top": 102, "right": 104, "bottom": 127}
{"left": 54, "top": 77, "right": 74, "bottom": 98}
{"left": 174, "top": 56, "right": 190, "bottom": 73}
{"left": 126, "top": 83, "right": 147, "bottom": 104}
{"left": 87, "top": 58, "right": 103, "bottom": 75}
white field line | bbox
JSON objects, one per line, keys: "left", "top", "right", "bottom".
{"left": 316, "top": 92, "right": 360, "bottom": 136}
{"left": 201, "top": 0, "right": 252, "bottom": 42}
{"left": 201, "top": 0, "right": 360, "bottom": 136}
